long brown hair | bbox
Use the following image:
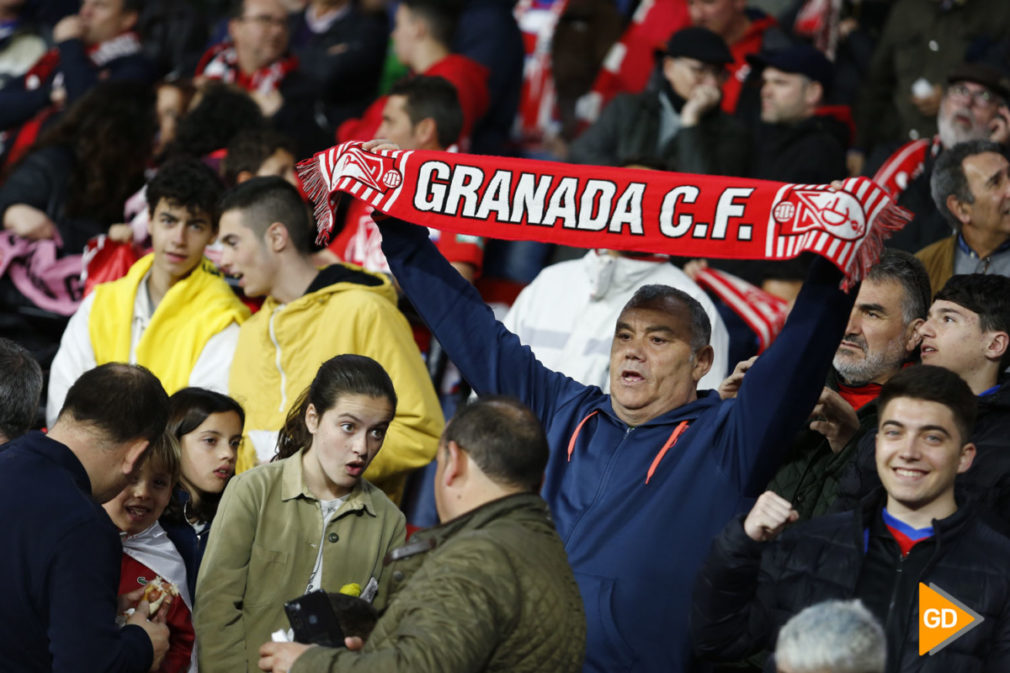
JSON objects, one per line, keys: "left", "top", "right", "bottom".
{"left": 33, "top": 81, "right": 157, "bottom": 222}
{"left": 275, "top": 355, "right": 398, "bottom": 460}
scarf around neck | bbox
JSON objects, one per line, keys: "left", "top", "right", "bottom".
{"left": 298, "top": 142, "right": 910, "bottom": 289}
{"left": 197, "top": 41, "right": 298, "bottom": 96}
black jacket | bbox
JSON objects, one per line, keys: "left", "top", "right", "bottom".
{"left": 749, "top": 114, "right": 848, "bottom": 184}
{"left": 568, "top": 89, "right": 750, "bottom": 176}
{"left": 835, "top": 382, "right": 1010, "bottom": 528}
{"left": 0, "top": 432, "right": 154, "bottom": 671}
{"left": 692, "top": 495, "right": 1010, "bottom": 672}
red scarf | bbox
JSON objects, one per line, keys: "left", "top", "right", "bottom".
{"left": 694, "top": 267, "right": 789, "bottom": 353}
{"left": 298, "top": 142, "right": 910, "bottom": 287}
{"left": 196, "top": 42, "right": 298, "bottom": 96}
{"left": 837, "top": 381, "right": 882, "bottom": 410}
{"left": 871, "top": 136, "right": 942, "bottom": 199}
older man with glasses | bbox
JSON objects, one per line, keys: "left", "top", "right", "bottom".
{"left": 871, "top": 62, "right": 1010, "bottom": 253}
{"left": 195, "top": 0, "right": 332, "bottom": 156}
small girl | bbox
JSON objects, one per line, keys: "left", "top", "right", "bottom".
{"left": 160, "top": 387, "right": 244, "bottom": 598}
{"left": 104, "top": 432, "right": 195, "bottom": 673}
{"left": 194, "top": 355, "right": 407, "bottom": 673}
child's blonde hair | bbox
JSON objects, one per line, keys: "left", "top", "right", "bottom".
{"left": 144, "top": 430, "right": 181, "bottom": 485}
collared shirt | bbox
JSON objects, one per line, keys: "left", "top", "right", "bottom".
{"left": 954, "top": 234, "right": 1010, "bottom": 277}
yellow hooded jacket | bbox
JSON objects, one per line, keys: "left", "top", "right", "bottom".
{"left": 229, "top": 264, "right": 443, "bottom": 502}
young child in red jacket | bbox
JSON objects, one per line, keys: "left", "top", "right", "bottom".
{"left": 104, "top": 432, "right": 195, "bottom": 673}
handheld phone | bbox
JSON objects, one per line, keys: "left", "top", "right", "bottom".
{"left": 284, "top": 590, "right": 346, "bottom": 648}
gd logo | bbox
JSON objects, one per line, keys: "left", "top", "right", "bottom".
{"left": 918, "top": 583, "right": 984, "bottom": 655}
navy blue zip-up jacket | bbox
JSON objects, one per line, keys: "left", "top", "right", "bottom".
{"left": 0, "top": 431, "right": 153, "bottom": 673}
{"left": 381, "top": 218, "right": 855, "bottom": 673}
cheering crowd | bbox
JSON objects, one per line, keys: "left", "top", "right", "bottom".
{"left": 1, "top": 0, "right": 1010, "bottom": 672}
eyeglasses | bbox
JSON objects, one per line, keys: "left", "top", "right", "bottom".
{"left": 238, "top": 14, "right": 288, "bottom": 29}
{"left": 675, "top": 59, "right": 728, "bottom": 82}
{"left": 946, "top": 83, "right": 1003, "bottom": 108}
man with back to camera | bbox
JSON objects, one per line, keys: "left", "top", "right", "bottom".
{"left": 258, "top": 397, "right": 586, "bottom": 673}
{"left": 374, "top": 181, "right": 859, "bottom": 670}
{"left": 0, "top": 335, "right": 43, "bottom": 445}
{"left": 692, "top": 364, "right": 1010, "bottom": 671}
{"left": 0, "top": 362, "right": 171, "bottom": 672}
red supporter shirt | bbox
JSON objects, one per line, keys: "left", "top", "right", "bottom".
{"left": 338, "top": 54, "right": 490, "bottom": 144}
{"left": 118, "top": 555, "right": 194, "bottom": 673}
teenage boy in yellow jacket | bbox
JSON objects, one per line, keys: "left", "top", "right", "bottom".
{"left": 218, "top": 177, "right": 443, "bottom": 502}
{"left": 47, "top": 158, "right": 249, "bottom": 424}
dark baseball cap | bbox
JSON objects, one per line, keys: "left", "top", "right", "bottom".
{"left": 663, "top": 27, "right": 733, "bottom": 66}
{"left": 746, "top": 44, "right": 834, "bottom": 90}
{"left": 946, "top": 62, "right": 1010, "bottom": 101}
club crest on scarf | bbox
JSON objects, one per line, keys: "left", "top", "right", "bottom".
{"left": 774, "top": 188, "right": 866, "bottom": 240}
{"left": 298, "top": 142, "right": 911, "bottom": 288}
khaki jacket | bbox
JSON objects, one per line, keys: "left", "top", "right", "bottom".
{"left": 194, "top": 452, "right": 405, "bottom": 673}
{"left": 916, "top": 234, "right": 955, "bottom": 296}
{"left": 293, "top": 493, "right": 586, "bottom": 673}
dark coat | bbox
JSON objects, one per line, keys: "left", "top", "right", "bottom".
{"left": 0, "top": 38, "right": 155, "bottom": 132}
{"left": 292, "top": 493, "right": 586, "bottom": 673}
{"left": 289, "top": 7, "right": 388, "bottom": 135}
{"left": 834, "top": 382, "right": 1010, "bottom": 528}
{"left": 568, "top": 89, "right": 750, "bottom": 176}
{"left": 692, "top": 496, "right": 1010, "bottom": 672}
{"left": 766, "top": 373, "right": 881, "bottom": 520}
{"left": 0, "top": 432, "right": 153, "bottom": 672}
{"left": 749, "top": 114, "right": 848, "bottom": 184}
{"left": 381, "top": 217, "right": 853, "bottom": 673}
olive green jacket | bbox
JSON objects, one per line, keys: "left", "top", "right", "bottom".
{"left": 293, "top": 493, "right": 586, "bottom": 673}
{"left": 194, "top": 452, "right": 406, "bottom": 673}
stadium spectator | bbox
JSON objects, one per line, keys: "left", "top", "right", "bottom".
{"left": 569, "top": 26, "right": 749, "bottom": 175}
{"left": 222, "top": 126, "right": 297, "bottom": 187}
{"left": 195, "top": 0, "right": 329, "bottom": 156}
{"left": 338, "top": 0, "right": 489, "bottom": 149}
{"left": 0, "top": 0, "right": 155, "bottom": 167}
{"left": 46, "top": 157, "right": 248, "bottom": 424}
{"left": 693, "top": 365, "right": 1010, "bottom": 672}
{"left": 917, "top": 140, "right": 1010, "bottom": 294}
{"left": 194, "top": 355, "right": 406, "bottom": 673}
{"left": 836, "top": 274, "right": 1010, "bottom": 525}
{"left": 377, "top": 202, "right": 857, "bottom": 672}
{"left": 852, "top": 0, "right": 1010, "bottom": 172}
{"left": 746, "top": 44, "right": 848, "bottom": 183}
{"left": 0, "top": 336, "right": 42, "bottom": 444}
{"left": 258, "top": 397, "right": 586, "bottom": 673}
{"left": 873, "top": 63, "right": 1010, "bottom": 253}
{"left": 766, "top": 250, "right": 931, "bottom": 520}
{"left": 329, "top": 75, "right": 483, "bottom": 283}
{"left": 0, "top": 363, "right": 171, "bottom": 672}
{"left": 217, "top": 177, "right": 443, "bottom": 501}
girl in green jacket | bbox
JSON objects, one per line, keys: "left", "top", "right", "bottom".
{"left": 193, "top": 355, "right": 408, "bottom": 673}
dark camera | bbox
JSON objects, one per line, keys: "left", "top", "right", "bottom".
{"left": 284, "top": 591, "right": 346, "bottom": 648}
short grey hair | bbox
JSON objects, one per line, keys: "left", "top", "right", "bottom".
{"left": 775, "top": 600, "right": 885, "bottom": 673}
{"left": 621, "top": 284, "right": 712, "bottom": 352}
{"left": 865, "top": 249, "right": 931, "bottom": 325}
{"left": 0, "top": 338, "right": 42, "bottom": 442}
{"left": 930, "top": 139, "right": 1004, "bottom": 231}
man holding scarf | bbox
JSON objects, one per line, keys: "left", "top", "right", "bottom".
{"left": 297, "top": 138, "right": 905, "bottom": 672}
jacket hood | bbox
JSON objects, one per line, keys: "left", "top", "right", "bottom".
{"left": 264, "top": 263, "right": 396, "bottom": 311}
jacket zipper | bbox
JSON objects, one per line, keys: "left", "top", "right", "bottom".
{"left": 268, "top": 307, "right": 288, "bottom": 413}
